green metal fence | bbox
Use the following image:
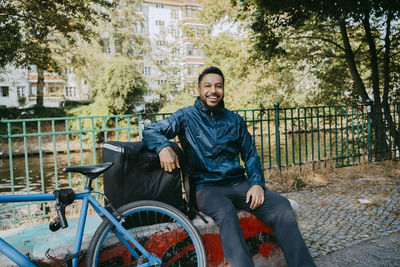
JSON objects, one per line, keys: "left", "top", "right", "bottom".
{"left": 1, "top": 102, "right": 399, "bottom": 224}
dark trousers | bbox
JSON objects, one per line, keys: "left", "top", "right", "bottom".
{"left": 196, "top": 181, "right": 316, "bottom": 267}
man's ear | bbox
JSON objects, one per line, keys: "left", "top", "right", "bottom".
{"left": 197, "top": 87, "right": 200, "bottom": 96}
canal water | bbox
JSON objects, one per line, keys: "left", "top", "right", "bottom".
{"left": 0, "top": 150, "right": 102, "bottom": 223}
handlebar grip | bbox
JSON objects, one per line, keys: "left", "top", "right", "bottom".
{"left": 56, "top": 204, "right": 68, "bottom": 229}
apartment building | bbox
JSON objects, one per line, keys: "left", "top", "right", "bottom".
{"left": 136, "top": 0, "right": 206, "bottom": 102}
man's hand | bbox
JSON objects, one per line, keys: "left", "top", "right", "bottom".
{"left": 159, "top": 146, "right": 180, "bottom": 172}
{"left": 246, "top": 185, "right": 264, "bottom": 210}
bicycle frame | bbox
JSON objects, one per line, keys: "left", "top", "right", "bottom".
{"left": 0, "top": 190, "right": 162, "bottom": 267}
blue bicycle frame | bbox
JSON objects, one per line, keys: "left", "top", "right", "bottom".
{"left": 0, "top": 190, "right": 162, "bottom": 267}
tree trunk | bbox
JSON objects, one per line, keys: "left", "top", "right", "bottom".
{"left": 362, "top": 11, "right": 381, "bottom": 105}
{"left": 370, "top": 104, "right": 390, "bottom": 161}
{"left": 339, "top": 19, "right": 389, "bottom": 160}
{"left": 36, "top": 67, "right": 44, "bottom": 106}
{"left": 338, "top": 19, "right": 370, "bottom": 103}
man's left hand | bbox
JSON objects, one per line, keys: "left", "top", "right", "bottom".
{"left": 246, "top": 185, "right": 264, "bottom": 210}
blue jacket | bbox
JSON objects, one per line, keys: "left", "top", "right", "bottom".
{"left": 143, "top": 97, "right": 265, "bottom": 191}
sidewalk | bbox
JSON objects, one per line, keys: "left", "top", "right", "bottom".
{"left": 282, "top": 174, "right": 400, "bottom": 265}
{"left": 314, "top": 231, "right": 400, "bottom": 266}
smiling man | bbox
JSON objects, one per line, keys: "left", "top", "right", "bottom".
{"left": 143, "top": 66, "right": 315, "bottom": 267}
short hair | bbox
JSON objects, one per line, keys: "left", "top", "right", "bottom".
{"left": 198, "top": 66, "right": 224, "bottom": 87}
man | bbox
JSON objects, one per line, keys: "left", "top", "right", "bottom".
{"left": 143, "top": 66, "right": 316, "bottom": 267}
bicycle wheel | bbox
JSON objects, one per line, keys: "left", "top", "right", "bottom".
{"left": 86, "top": 200, "right": 207, "bottom": 267}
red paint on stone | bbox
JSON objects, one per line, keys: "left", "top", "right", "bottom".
{"left": 202, "top": 233, "right": 225, "bottom": 266}
{"left": 239, "top": 213, "right": 274, "bottom": 239}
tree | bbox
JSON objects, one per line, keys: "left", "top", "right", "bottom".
{"left": 0, "top": 0, "right": 113, "bottom": 105}
{"left": 236, "top": 0, "right": 400, "bottom": 158}
{"left": 92, "top": 57, "right": 147, "bottom": 115}
{"left": 175, "top": 0, "right": 315, "bottom": 110}
{"left": 68, "top": 57, "right": 147, "bottom": 142}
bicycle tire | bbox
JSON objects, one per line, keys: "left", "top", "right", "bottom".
{"left": 86, "top": 200, "right": 207, "bottom": 267}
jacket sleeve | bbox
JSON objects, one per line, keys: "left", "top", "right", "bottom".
{"left": 237, "top": 116, "right": 266, "bottom": 188}
{"left": 142, "top": 110, "right": 184, "bottom": 154}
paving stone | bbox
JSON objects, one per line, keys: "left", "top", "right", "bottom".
{"left": 282, "top": 176, "right": 400, "bottom": 256}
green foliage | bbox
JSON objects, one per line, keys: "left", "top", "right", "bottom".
{"left": 92, "top": 57, "right": 147, "bottom": 115}
{"left": 17, "top": 96, "right": 26, "bottom": 107}
{"left": 0, "top": 0, "right": 112, "bottom": 69}
{"left": 159, "top": 93, "right": 197, "bottom": 113}
{"left": 235, "top": 0, "right": 400, "bottom": 105}
{"left": 1, "top": 0, "right": 113, "bottom": 105}
{"left": 191, "top": 1, "right": 314, "bottom": 110}
{"left": 66, "top": 57, "right": 147, "bottom": 142}
{"left": 0, "top": 105, "right": 67, "bottom": 120}
{"left": 0, "top": 105, "right": 68, "bottom": 137}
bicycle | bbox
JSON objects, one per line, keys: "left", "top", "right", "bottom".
{"left": 0, "top": 162, "right": 207, "bottom": 267}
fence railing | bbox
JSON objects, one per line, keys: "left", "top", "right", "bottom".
{"left": 1, "top": 102, "right": 399, "bottom": 223}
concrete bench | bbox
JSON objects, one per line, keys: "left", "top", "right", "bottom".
{"left": 0, "top": 200, "right": 297, "bottom": 266}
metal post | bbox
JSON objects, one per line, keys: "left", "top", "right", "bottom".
{"left": 274, "top": 102, "right": 281, "bottom": 169}
{"left": 367, "top": 101, "right": 372, "bottom": 162}
{"left": 139, "top": 113, "right": 144, "bottom": 141}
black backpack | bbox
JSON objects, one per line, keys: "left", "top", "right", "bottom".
{"left": 102, "top": 141, "right": 188, "bottom": 213}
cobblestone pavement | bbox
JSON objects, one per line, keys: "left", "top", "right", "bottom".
{"left": 283, "top": 176, "right": 400, "bottom": 258}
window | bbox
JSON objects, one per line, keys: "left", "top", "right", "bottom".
{"left": 1, "top": 86, "right": 9, "bottom": 97}
{"left": 171, "top": 28, "right": 179, "bottom": 38}
{"left": 171, "top": 9, "right": 179, "bottom": 19}
{"left": 17, "top": 86, "right": 26, "bottom": 97}
{"left": 142, "top": 66, "right": 151, "bottom": 76}
{"left": 185, "top": 64, "right": 201, "bottom": 76}
{"left": 65, "top": 86, "right": 76, "bottom": 97}
{"left": 172, "top": 47, "right": 180, "bottom": 57}
{"left": 157, "top": 60, "right": 165, "bottom": 66}
{"left": 186, "top": 43, "right": 194, "bottom": 56}
{"left": 157, "top": 80, "right": 166, "bottom": 86}
{"left": 133, "top": 21, "right": 148, "bottom": 34}
{"left": 185, "top": 5, "right": 199, "bottom": 17}
{"left": 185, "top": 43, "right": 202, "bottom": 56}
{"left": 155, "top": 4, "right": 164, "bottom": 8}
{"left": 156, "top": 40, "right": 166, "bottom": 46}
{"left": 155, "top": 20, "right": 165, "bottom": 26}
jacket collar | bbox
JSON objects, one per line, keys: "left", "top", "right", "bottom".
{"left": 194, "top": 97, "right": 225, "bottom": 115}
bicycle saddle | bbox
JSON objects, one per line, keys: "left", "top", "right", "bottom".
{"left": 63, "top": 162, "right": 113, "bottom": 177}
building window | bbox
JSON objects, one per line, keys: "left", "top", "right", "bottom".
{"left": 185, "top": 64, "right": 201, "bottom": 76}
{"left": 171, "top": 28, "right": 179, "bottom": 38}
{"left": 157, "top": 80, "right": 166, "bottom": 86}
{"left": 156, "top": 40, "right": 166, "bottom": 46}
{"left": 186, "top": 44, "right": 194, "bottom": 56}
{"left": 172, "top": 47, "right": 180, "bottom": 57}
{"left": 155, "top": 20, "right": 165, "bottom": 26}
{"left": 1, "top": 86, "right": 9, "bottom": 97}
{"left": 171, "top": 9, "right": 179, "bottom": 19}
{"left": 185, "top": 43, "right": 203, "bottom": 56}
{"left": 65, "top": 86, "right": 76, "bottom": 97}
{"left": 185, "top": 5, "right": 199, "bottom": 17}
{"left": 133, "top": 21, "right": 148, "bottom": 34}
{"left": 155, "top": 4, "right": 164, "bottom": 8}
{"left": 157, "top": 59, "right": 165, "bottom": 66}
{"left": 17, "top": 86, "right": 26, "bottom": 97}
{"left": 142, "top": 66, "right": 151, "bottom": 76}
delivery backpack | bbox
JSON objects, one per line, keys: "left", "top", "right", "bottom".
{"left": 102, "top": 141, "right": 189, "bottom": 215}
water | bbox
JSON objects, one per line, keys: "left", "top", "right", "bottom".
{"left": 0, "top": 150, "right": 102, "bottom": 194}
{"left": 0, "top": 150, "right": 102, "bottom": 223}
